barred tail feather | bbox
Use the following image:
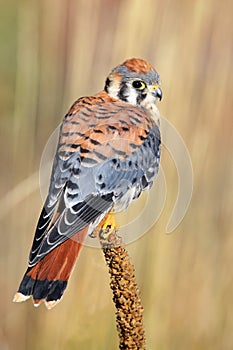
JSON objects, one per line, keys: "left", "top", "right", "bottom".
{"left": 13, "top": 228, "right": 87, "bottom": 309}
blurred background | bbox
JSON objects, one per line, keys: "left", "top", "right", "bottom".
{"left": 0, "top": 0, "right": 232, "bottom": 349}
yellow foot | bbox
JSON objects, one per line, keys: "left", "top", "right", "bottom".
{"left": 92, "top": 212, "right": 119, "bottom": 238}
{"left": 98, "top": 212, "right": 121, "bottom": 246}
{"left": 102, "top": 212, "right": 119, "bottom": 230}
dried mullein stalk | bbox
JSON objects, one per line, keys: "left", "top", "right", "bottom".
{"left": 99, "top": 227, "right": 146, "bottom": 350}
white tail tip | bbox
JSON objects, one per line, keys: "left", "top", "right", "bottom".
{"left": 13, "top": 292, "right": 30, "bottom": 303}
{"left": 44, "top": 299, "right": 61, "bottom": 310}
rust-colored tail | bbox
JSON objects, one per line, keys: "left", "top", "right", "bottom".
{"left": 13, "top": 228, "right": 87, "bottom": 309}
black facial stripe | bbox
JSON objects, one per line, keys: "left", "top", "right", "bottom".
{"left": 136, "top": 92, "right": 147, "bottom": 105}
{"left": 104, "top": 77, "right": 111, "bottom": 92}
{"left": 117, "top": 82, "right": 129, "bottom": 102}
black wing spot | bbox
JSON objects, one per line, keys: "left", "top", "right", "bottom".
{"left": 90, "top": 138, "right": 101, "bottom": 146}
{"left": 68, "top": 182, "right": 79, "bottom": 190}
{"left": 111, "top": 158, "right": 121, "bottom": 169}
{"left": 80, "top": 157, "right": 98, "bottom": 165}
{"left": 132, "top": 177, "right": 137, "bottom": 184}
{"left": 66, "top": 143, "right": 79, "bottom": 149}
{"left": 80, "top": 147, "right": 90, "bottom": 153}
{"left": 112, "top": 158, "right": 118, "bottom": 164}
{"left": 139, "top": 135, "right": 146, "bottom": 141}
{"left": 141, "top": 175, "right": 149, "bottom": 189}
{"left": 93, "top": 129, "right": 103, "bottom": 134}
{"left": 73, "top": 167, "right": 81, "bottom": 176}
{"left": 108, "top": 125, "right": 118, "bottom": 131}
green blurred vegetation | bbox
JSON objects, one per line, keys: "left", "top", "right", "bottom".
{"left": 0, "top": 0, "right": 233, "bottom": 349}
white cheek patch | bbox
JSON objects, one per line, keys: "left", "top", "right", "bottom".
{"left": 108, "top": 80, "right": 121, "bottom": 99}
{"left": 125, "top": 85, "right": 138, "bottom": 106}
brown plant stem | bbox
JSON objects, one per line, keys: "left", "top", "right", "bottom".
{"left": 99, "top": 228, "right": 146, "bottom": 350}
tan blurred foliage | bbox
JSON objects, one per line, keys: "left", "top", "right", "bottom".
{"left": 0, "top": 0, "right": 232, "bottom": 349}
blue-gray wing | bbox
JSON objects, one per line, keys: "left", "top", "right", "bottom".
{"left": 28, "top": 97, "right": 160, "bottom": 266}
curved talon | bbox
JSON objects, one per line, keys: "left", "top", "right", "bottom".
{"left": 99, "top": 227, "right": 113, "bottom": 240}
{"left": 93, "top": 212, "right": 119, "bottom": 238}
{"left": 89, "top": 232, "right": 96, "bottom": 238}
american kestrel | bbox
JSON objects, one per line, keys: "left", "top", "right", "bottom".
{"left": 14, "top": 58, "right": 162, "bottom": 309}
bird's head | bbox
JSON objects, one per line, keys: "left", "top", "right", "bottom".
{"left": 104, "top": 58, "right": 162, "bottom": 109}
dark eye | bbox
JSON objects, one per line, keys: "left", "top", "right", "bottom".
{"left": 132, "top": 80, "right": 146, "bottom": 90}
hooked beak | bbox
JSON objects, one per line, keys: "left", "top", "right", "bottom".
{"left": 150, "top": 84, "right": 162, "bottom": 101}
